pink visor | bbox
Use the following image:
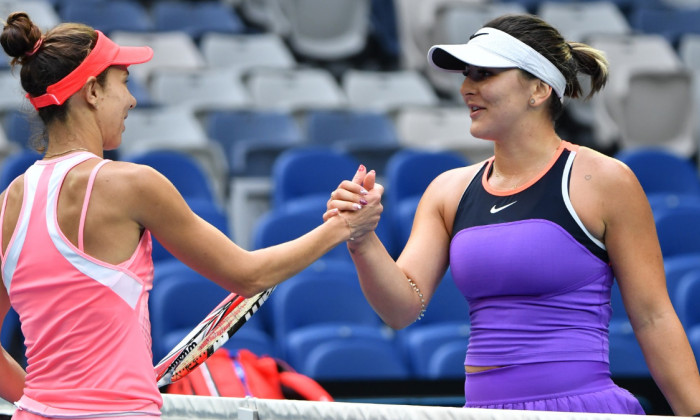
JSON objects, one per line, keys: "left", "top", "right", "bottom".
{"left": 27, "top": 30, "right": 153, "bottom": 110}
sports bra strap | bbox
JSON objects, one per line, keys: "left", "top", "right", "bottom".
{"left": 78, "top": 159, "right": 111, "bottom": 251}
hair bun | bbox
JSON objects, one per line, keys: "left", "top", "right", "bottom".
{"left": 1, "top": 12, "right": 43, "bottom": 63}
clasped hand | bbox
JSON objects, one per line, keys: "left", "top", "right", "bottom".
{"left": 323, "top": 165, "right": 383, "bottom": 243}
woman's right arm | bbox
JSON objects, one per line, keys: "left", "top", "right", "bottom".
{"left": 126, "top": 163, "right": 382, "bottom": 298}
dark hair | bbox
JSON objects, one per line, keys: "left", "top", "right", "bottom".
{"left": 483, "top": 14, "right": 608, "bottom": 121}
{"left": 1, "top": 12, "right": 105, "bottom": 151}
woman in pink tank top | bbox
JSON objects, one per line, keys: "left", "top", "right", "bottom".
{"left": 0, "top": 12, "right": 381, "bottom": 419}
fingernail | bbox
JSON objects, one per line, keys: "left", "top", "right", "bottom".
{"left": 332, "top": 208, "right": 339, "bottom": 214}
{"left": 358, "top": 164, "right": 366, "bottom": 172}
{"left": 369, "top": 170, "right": 375, "bottom": 175}
{"left": 360, "top": 188, "right": 368, "bottom": 195}
{"left": 359, "top": 198, "right": 368, "bottom": 205}
{"left": 353, "top": 203, "right": 362, "bottom": 210}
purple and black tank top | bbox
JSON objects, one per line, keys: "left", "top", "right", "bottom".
{"left": 450, "top": 141, "right": 614, "bottom": 367}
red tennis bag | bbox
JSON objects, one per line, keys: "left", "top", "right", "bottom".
{"left": 164, "top": 348, "right": 333, "bottom": 401}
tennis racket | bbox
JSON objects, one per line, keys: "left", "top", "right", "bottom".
{"left": 154, "top": 287, "right": 275, "bottom": 387}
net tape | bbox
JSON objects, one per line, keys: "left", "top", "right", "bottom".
{"left": 0, "top": 395, "right": 681, "bottom": 420}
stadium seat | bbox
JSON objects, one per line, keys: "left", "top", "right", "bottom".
{"left": 149, "top": 261, "right": 231, "bottom": 362}
{"left": 245, "top": 68, "right": 347, "bottom": 111}
{"left": 151, "top": 0, "right": 246, "bottom": 40}
{"left": 271, "top": 147, "right": 360, "bottom": 209}
{"left": 394, "top": 106, "right": 491, "bottom": 163}
{"left": 587, "top": 34, "right": 683, "bottom": 151}
{"left": 630, "top": 7, "right": 700, "bottom": 47}
{"left": 0, "top": 0, "right": 60, "bottom": 32}
{"left": 1, "top": 307, "right": 25, "bottom": 368}
{"left": 538, "top": 1, "right": 631, "bottom": 42}
{"left": 671, "top": 268, "right": 700, "bottom": 329}
{"left": 120, "top": 106, "right": 228, "bottom": 196}
{"left": 427, "top": 340, "right": 468, "bottom": 380}
{"left": 59, "top": 0, "right": 153, "bottom": 34}
{"left": 368, "top": 0, "right": 401, "bottom": 61}
{"left": 537, "top": 1, "right": 631, "bottom": 128}
{"left": 200, "top": 33, "right": 296, "bottom": 72}
{"left": 265, "top": 266, "right": 382, "bottom": 349}
{"left": 109, "top": 31, "right": 206, "bottom": 85}
{"left": 654, "top": 204, "right": 700, "bottom": 259}
{"left": 252, "top": 205, "right": 355, "bottom": 266}
{"left": 148, "top": 68, "right": 251, "bottom": 111}
{"left": 305, "top": 109, "right": 400, "bottom": 174}
{"left": 384, "top": 149, "right": 469, "bottom": 248}
{"left": 205, "top": 110, "right": 304, "bottom": 177}
{"left": 151, "top": 199, "right": 231, "bottom": 263}
{"left": 277, "top": 0, "right": 371, "bottom": 61}
{"left": 124, "top": 150, "right": 219, "bottom": 206}
{"left": 614, "top": 148, "right": 700, "bottom": 197}
{"left": 617, "top": 69, "right": 695, "bottom": 158}
{"left": 402, "top": 323, "right": 470, "bottom": 379}
{"left": 3, "top": 110, "right": 35, "bottom": 150}
{"left": 608, "top": 321, "right": 649, "bottom": 378}
{"left": 0, "top": 150, "right": 43, "bottom": 191}
{"left": 342, "top": 69, "right": 439, "bottom": 112}
{"left": 301, "top": 334, "right": 410, "bottom": 380}
{"left": 0, "top": 70, "right": 31, "bottom": 113}
{"left": 284, "top": 324, "right": 393, "bottom": 372}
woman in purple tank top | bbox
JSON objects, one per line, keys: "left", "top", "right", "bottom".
{"left": 326, "top": 13, "right": 700, "bottom": 416}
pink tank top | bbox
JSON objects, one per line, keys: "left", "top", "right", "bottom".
{"left": 1, "top": 152, "right": 162, "bottom": 418}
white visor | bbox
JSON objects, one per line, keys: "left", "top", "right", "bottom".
{"left": 428, "top": 27, "right": 566, "bottom": 102}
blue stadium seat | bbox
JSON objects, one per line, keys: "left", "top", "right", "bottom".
{"left": 284, "top": 324, "right": 392, "bottom": 372}
{"left": 608, "top": 321, "right": 649, "bottom": 378}
{"left": 630, "top": 7, "right": 700, "bottom": 46}
{"left": 59, "top": 0, "right": 153, "bottom": 34}
{"left": 0, "top": 150, "right": 43, "bottom": 191}
{"left": 271, "top": 147, "right": 360, "bottom": 209}
{"left": 3, "top": 110, "right": 34, "bottom": 150}
{"left": 427, "top": 340, "right": 468, "bottom": 380}
{"left": 205, "top": 110, "right": 304, "bottom": 177}
{"left": 124, "top": 150, "right": 219, "bottom": 206}
{"left": 615, "top": 148, "right": 700, "bottom": 197}
{"left": 1, "top": 307, "right": 25, "bottom": 368}
{"left": 402, "top": 322, "right": 470, "bottom": 379}
{"left": 301, "top": 333, "right": 410, "bottom": 380}
{"left": 384, "top": 149, "right": 469, "bottom": 250}
{"left": 305, "top": 109, "right": 400, "bottom": 174}
{"left": 265, "top": 265, "right": 382, "bottom": 351}
{"left": 149, "top": 261, "right": 231, "bottom": 362}
{"left": 252, "top": 204, "right": 351, "bottom": 264}
{"left": 654, "top": 204, "right": 700, "bottom": 259}
{"left": 671, "top": 268, "right": 700, "bottom": 330}
{"left": 152, "top": 0, "right": 246, "bottom": 40}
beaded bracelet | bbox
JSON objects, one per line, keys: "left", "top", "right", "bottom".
{"left": 407, "top": 278, "right": 426, "bottom": 321}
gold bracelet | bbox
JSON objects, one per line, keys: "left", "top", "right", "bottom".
{"left": 407, "top": 278, "right": 426, "bottom": 321}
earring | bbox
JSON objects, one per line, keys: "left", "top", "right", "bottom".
{"left": 529, "top": 98, "right": 536, "bottom": 105}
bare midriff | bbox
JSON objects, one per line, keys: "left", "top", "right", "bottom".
{"left": 465, "top": 365, "right": 503, "bottom": 373}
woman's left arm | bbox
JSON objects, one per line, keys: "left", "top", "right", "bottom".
{"left": 580, "top": 150, "right": 700, "bottom": 416}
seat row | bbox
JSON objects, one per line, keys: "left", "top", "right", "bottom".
{"left": 149, "top": 259, "right": 471, "bottom": 381}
